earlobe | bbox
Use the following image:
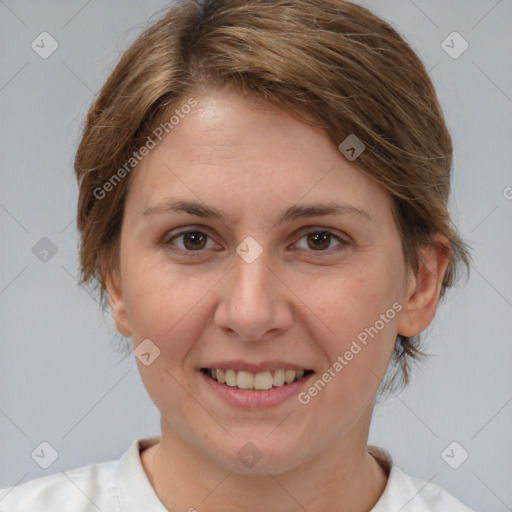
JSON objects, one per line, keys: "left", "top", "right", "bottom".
{"left": 397, "top": 235, "right": 451, "bottom": 337}
{"left": 105, "top": 268, "right": 132, "bottom": 337}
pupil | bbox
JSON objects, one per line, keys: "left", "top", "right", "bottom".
{"left": 308, "top": 232, "right": 330, "bottom": 250}
{"left": 184, "top": 232, "right": 206, "bottom": 250}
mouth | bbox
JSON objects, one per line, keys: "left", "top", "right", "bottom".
{"left": 201, "top": 367, "right": 315, "bottom": 391}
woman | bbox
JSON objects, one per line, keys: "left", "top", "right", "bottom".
{"left": 0, "top": 0, "right": 475, "bottom": 510}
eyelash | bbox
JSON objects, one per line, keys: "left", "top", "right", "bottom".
{"left": 162, "top": 227, "right": 350, "bottom": 257}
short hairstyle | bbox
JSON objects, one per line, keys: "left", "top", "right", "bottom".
{"left": 74, "top": 0, "right": 472, "bottom": 396}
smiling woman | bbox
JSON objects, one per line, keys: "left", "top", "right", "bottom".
{"left": 1, "top": 0, "right": 475, "bottom": 511}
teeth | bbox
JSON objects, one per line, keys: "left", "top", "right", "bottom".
{"left": 237, "top": 370, "right": 254, "bottom": 389}
{"left": 225, "top": 369, "right": 237, "bottom": 387}
{"left": 206, "top": 368, "right": 309, "bottom": 390}
{"left": 253, "top": 371, "right": 273, "bottom": 390}
{"left": 285, "top": 369, "right": 296, "bottom": 384}
{"left": 273, "top": 369, "right": 285, "bottom": 386}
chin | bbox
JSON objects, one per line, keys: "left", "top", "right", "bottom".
{"left": 206, "top": 436, "right": 310, "bottom": 476}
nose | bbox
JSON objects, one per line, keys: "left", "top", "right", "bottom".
{"left": 213, "top": 248, "right": 293, "bottom": 342}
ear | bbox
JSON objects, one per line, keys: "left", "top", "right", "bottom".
{"left": 105, "top": 267, "right": 132, "bottom": 337}
{"left": 397, "top": 234, "right": 451, "bottom": 337}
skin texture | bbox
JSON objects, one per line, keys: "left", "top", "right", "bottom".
{"left": 106, "top": 87, "right": 450, "bottom": 511}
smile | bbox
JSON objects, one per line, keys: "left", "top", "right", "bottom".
{"left": 201, "top": 368, "right": 314, "bottom": 391}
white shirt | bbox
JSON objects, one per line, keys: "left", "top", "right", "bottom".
{"left": 0, "top": 437, "right": 476, "bottom": 511}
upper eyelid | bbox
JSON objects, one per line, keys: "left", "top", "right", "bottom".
{"left": 166, "top": 224, "right": 348, "bottom": 239}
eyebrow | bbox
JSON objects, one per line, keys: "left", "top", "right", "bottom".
{"left": 142, "top": 199, "right": 373, "bottom": 225}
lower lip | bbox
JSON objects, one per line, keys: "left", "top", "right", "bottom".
{"left": 200, "top": 370, "right": 315, "bottom": 409}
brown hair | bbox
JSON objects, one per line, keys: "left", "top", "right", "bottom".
{"left": 74, "top": 0, "right": 471, "bottom": 396}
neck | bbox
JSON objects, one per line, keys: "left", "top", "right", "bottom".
{"left": 142, "top": 413, "right": 388, "bottom": 512}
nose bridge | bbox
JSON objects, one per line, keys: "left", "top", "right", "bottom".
{"left": 233, "top": 248, "right": 273, "bottom": 302}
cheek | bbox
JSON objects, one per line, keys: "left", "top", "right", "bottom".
{"left": 305, "top": 266, "right": 400, "bottom": 389}
{"left": 123, "top": 260, "right": 214, "bottom": 350}
{"left": 311, "top": 263, "right": 397, "bottom": 332}
{"left": 123, "top": 265, "right": 214, "bottom": 403}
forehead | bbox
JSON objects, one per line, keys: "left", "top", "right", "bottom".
{"left": 125, "top": 88, "right": 392, "bottom": 224}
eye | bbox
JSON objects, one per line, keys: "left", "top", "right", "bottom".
{"left": 164, "top": 229, "right": 216, "bottom": 255}
{"left": 163, "top": 227, "right": 349, "bottom": 257}
{"left": 294, "top": 229, "right": 349, "bottom": 253}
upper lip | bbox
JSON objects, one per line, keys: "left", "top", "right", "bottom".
{"left": 201, "top": 360, "right": 313, "bottom": 373}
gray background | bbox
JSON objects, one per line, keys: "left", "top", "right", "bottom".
{"left": 0, "top": 1, "right": 511, "bottom": 510}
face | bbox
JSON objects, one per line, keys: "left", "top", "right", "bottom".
{"left": 106, "top": 87, "right": 445, "bottom": 475}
